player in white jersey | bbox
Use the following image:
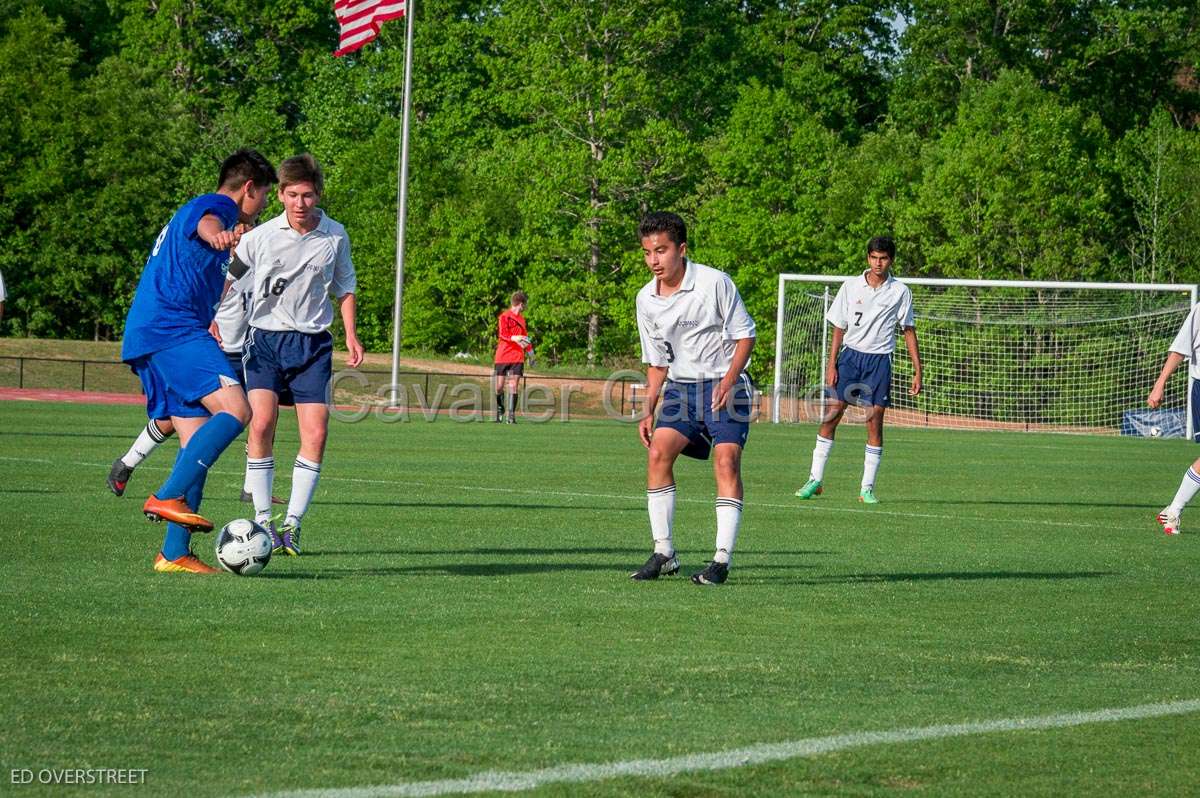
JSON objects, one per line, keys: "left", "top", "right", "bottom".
{"left": 236, "top": 154, "right": 363, "bottom": 555}
{"left": 630, "top": 212, "right": 756, "bottom": 586}
{"left": 796, "top": 237, "right": 922, "bottom": 504}
{"left": 1147, "top": 303, "right": 1200, "bottom": 535}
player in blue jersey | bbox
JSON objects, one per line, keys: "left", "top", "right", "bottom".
{"left": 121, "top": 149, "right": 277, "bottom": 574}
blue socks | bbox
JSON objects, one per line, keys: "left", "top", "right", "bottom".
{"left": 160, "top": 451, "right": 212, "bottom": 560}
{"left": 155, "top": 413, "right": 244, "bottom": 501}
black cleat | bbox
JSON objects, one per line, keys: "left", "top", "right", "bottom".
{"left": 691, "top": 560, "right": 729, "bottom": 586}
{"left": 630, "top": 552, "right": 679, "bottom": 580}
{"left": 107, "top": 459, "right": 134, "bottom": 497}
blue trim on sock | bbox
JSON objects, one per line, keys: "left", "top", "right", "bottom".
{"left": 156, "top": 413, "right": 244, "bottom": 499}
{"left": 1188, "top": 467, "right": 1200, "bottom": 485}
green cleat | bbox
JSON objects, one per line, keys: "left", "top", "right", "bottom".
{"left": 795, "top": 478, "right": 823, "bottom": 499}
{"left": 859, "top": 488, "right": 879, "bottom": 504}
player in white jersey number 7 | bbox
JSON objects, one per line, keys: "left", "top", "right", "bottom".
{"left": 796, "top": 237, "right": 922, "bottom": 505}
{"left": 632, "top": 212, "right": 757, "bottom": 586}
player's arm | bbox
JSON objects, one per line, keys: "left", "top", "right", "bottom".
{"left": 826, "top": 325, "right": 845, "bottom": 387}
{"left": 639, "top": 365, "right": 669, "bottom": 448}
{"left": 336, "top": 292, "right": 364, "bottom": 368}
{"left": 711, "top": 337, "right": 755, "bottom": 411}
{"left": 196, "top": 214, "right": 241, "bottom": 251}
{"left": 1149, "top": 352, "right": 1186, "bottom": 408}
{"left": 903, "top": 326, "right": 922, "bottom": 396}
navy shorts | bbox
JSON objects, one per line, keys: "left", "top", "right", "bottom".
{"left": 226, "top": 349, "right": 294, "bottom": 407}
{"left": 655, "top": 376, "right": 753, "bottom": 460}
{"left": 1192, "top": 380, "right": 1200, "bottom": 443}
{"left": 834, "top": 348, "right": 892, "bottom": 407}
{"left": 244, "top": 330, "right": 332, "bottom": 405}
{"left": 129, "top": 336, "right": 240, "bottom": 419}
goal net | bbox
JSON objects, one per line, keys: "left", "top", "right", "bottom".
{"left": 772, "top": 276, "right": 1197, "bottom": 436}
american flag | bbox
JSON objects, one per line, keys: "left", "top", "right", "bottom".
{"left": 333, "top": 0, "right": 406, "bottom": 57}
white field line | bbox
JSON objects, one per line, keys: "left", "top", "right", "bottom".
{"left": 0, "top": 455, "right": 1099, "bottom": 529}
{"left": 249, "top": 699, "right": 1200, "bottom": 798}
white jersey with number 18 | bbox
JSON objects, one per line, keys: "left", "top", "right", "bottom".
{"left": 234, "top": 209, "right": 356, "bottom": 335}
{"left": 636, "top": 260, "right": 756, "bottom": 383}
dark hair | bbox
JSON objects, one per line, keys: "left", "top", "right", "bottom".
{"left": 638, "top": 211, "right": 687, "bottom": 246}
{"left": 867, "top": 236, "right": 896, "bottom": 258}
{"left": 278, "top": 153, "right": 325, "bottom": 196}
{"left": 511, "top": 290, "right": 527, "bottom": 307}
{"left": 218, "top": 149, "right": 277, "bottom": 191}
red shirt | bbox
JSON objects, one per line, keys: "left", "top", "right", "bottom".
{"left": 494, "top": 309, "right": 529, "bottom": 364}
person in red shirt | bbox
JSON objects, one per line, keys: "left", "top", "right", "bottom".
{"left": 494, "top": 290, "right": 533, "bottom": 423}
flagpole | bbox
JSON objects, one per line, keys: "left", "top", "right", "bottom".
{"left": 388, "top": 0, "right": 416, "bottom": 406}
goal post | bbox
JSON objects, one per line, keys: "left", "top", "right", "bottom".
{"left": 772, "top": 275, "right": 1199, "bottom": 437}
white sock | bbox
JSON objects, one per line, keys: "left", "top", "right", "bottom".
{"left": 121, "top": 420, "right": 171, "bottom": 468}
{"left": 287, "top": 456, "right": 322, "bottom": 524}
{"left": 1169, "top": 467, "right": 1200, "bottom": 513}
{"left": 714, "top": 497, "right": 742, "bottom": 564}
{"left": 648, "top": 484, "right": 675, "bottom": 555}
{"left": 810, "top": 435, "right": 834, "bottom": 481}
{"left": 862, "top": 445, "right": 883, "bottom": 490}
{"left": 246, "top": 457, "right": 275, "bottom": 523}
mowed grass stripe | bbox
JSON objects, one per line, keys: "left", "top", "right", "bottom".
{"left": 254, "top": 699, "right": 1200, "bottom": 798}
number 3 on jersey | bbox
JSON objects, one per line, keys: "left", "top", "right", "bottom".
{"left": 662, "top": 341, "right": 675, "bottom": 363}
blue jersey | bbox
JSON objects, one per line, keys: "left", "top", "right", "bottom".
{"left": 121, "top": 194, "right": 240, "bottom": 362}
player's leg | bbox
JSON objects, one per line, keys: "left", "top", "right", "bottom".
{"left": 246, "top": 388, "right": 281, "bottom": 530}
{"left": 694, "top": 377, "right": 752, "bottom": 586}
{"left": 632, "top": 382, "right": 696, "bottom": 580}
{"left": 144, "top": 382, "right": 250, "bottom": 530}
{"left": 277, "top": 331, "right": 335, "bottom": 555}
{"left": 281, "top": 401, "right": 328, "bottom": 555}
{"left": 1158, "top": 454, "right": 1200, "bottom": 535}
{"left": 858, "top": 353, "right": 892, "bottom": 504}
{"left": 493, "top": 369, "right": 505, "bottom": 421}
{"left": 505, "top": 373, "right": 520, "bottom": 423}
{"left": 108, "top": 418, "right": 174, "bottom": 497}
{"left": 631, "top": 426, "right": 689, "bottom": 580}
{"left": 860, "top": 407, "right": 884, "bottom": 504}
{"left": 797, "top": 380, "right": 850, "bottom": 499}
{"left": 137, "top": 340, "right": 248, "bottom": 530}
{"left": 153, "top": 416, "right": 219, "bottom": 574}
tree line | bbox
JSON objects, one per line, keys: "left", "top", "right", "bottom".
{"left": 2, "top": 0, "right": 1198, "bottom": 377}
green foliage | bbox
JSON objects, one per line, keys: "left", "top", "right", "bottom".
{"left": 0, "top": 0, "right": 1198, "bottom": 367}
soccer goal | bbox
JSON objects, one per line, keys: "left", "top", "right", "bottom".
{"left": 772, "top": 275, "right": 1198, "bottom": 436}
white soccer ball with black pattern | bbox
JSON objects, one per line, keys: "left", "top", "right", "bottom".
{"left": 1149, "top": 425, "right": 1163, "bottom": 438}
{"left": 215, "top": 519, "right": 273, "bottom": 576}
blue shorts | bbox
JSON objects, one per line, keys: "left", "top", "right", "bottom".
{"left": 128, "top": 336, "right": 240, "bottom": 419}
{"left": 245, "top": 330, "right": 333, "bottom": 405}
{"left": 226, "top": 350, "right": 295, "bottom": 407}
{"left": 834, "top": 348, "right": 892, "bottom": 407}
{"left": 656, "top": 376, "right": 753, "bottom": 460}
{"left": 1192, "top": 380, "right": 1200, "bottom": 443}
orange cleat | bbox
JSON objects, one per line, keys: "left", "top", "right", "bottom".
{"left": 143, "top": 495, "right": 214, "bottom": 532}
{"left": 154, "top": 552, "right": 221, "bottom": 574}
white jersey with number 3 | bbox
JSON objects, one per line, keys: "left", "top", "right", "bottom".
{"left": 636, "top": 260, "right": 756, "bottom": 382}
{"left": 234, "top": 210, "right": 356, "bottom": 334}
{"left": 826, "top": 272, "right": 914, "bottom": 354}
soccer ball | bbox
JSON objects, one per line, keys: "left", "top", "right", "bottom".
{"left": 1149, "top": 425, "right": 1163, "bottom": 438}
{"left": 215, "top": 519, "right": 273, "bottom": 576}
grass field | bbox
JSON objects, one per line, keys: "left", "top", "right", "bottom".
{"left": 2, "top": 399, "right": 1198, "bottom": 797}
